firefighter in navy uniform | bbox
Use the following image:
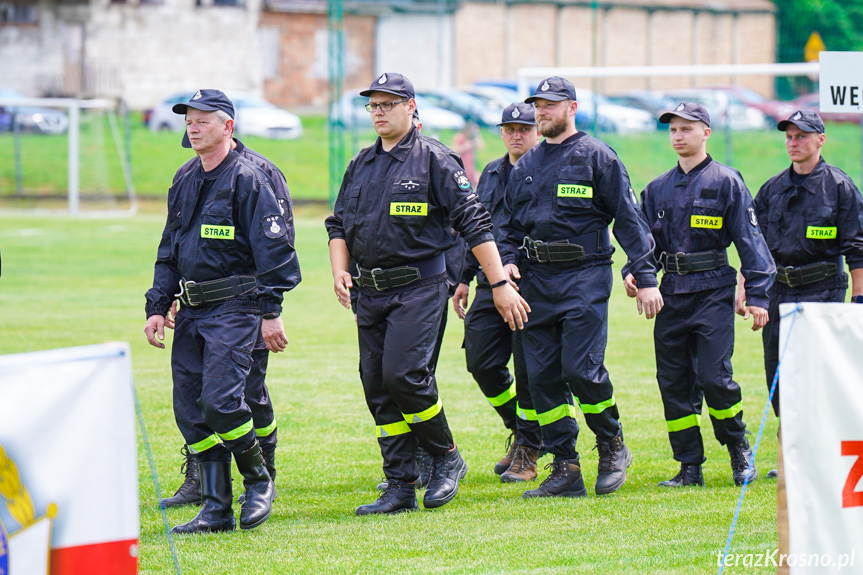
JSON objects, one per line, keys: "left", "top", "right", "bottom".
{"left": 160, "top": 135, "right": 293, "bottom": 509}
{"left": 326, "top": 73, "right": 530, "bottom": 516}
{"left": 498, "top": 77, "right": 663, "bottom": 499}
{"left": 743, "top": 110, "right": 863, "bottom": 478}
{"left": 144, "top": 90, "right": 301, "bottom": 533}
{"left": 624, "top": 102, "right": 775, "bottom": 487}
{"left": 452, "top": 102, "right": 543, "bottom": 482}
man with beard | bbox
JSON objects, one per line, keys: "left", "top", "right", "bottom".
{"left": 499, "top": 76, "right": 662, "bottom": 498}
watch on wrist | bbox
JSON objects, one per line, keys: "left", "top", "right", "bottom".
{"left": 262, "top": 312, "right": 281, "bottom": 320}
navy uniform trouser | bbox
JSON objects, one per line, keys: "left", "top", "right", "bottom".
{"left": 357, "top": 277, "right": 455, "bottom": 482}
{"left": 763, "top": 284, "right": 846, "bottom": 416}
{"left": 654, "top": 286, "right": 747, "bottom": 464}
{"left": 172, "top": 313, "right": 259, "bottom": 463}
{"left": 248, "top": 333, "right": 278, "bottom": 452}
{"left": 463, "top": 284, "right": 541, "bottom": 450}
{"left": 520, "top": 263, "right": 621, "bottom": 460}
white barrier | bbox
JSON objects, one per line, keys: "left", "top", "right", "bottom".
{"left": 780, "top": 303, "right": 863, "bottom": 573}
{"left": 0, "top": 343, "right": 138, "bottom": 575}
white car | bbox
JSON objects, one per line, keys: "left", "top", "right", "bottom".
{"left": 576, "top": 89, "right": 655, "bottom": 133}
{"left": 148, "top": 91, "right": 302, "bottom": 140}
{"left": 662, "top": 89, "right": 771, "bottom": 131}
{"left": 331, "top": 90, "right": 465, "bottom": 132}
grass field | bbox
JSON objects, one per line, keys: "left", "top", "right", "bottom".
{"left": 0, "top": 201, "right": 781, "bottom": 575}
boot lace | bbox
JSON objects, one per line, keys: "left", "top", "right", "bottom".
{"left": 503, "top": 433, "right": 516, "bottom": 459}
{"left": 537, "top": 460, "right": 567, "bottom": 488}
{"left": 508, "top": 446, "right": 529, "bottom": 473}
{"left": 595, "top": 438, "right": 619, "bottom": 473}
{"left": 179, "top": 445, "right": 197, "bottom": 479}
{"left": 729, "top": 443, "right": 747, "bottom": 471}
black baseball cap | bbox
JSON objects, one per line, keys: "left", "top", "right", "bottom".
{"left": 498, "top": 103, "right": 536, "bottom": 126}
{"left": 173, "top": 90, "right": 235, "bottom": 148}
{"left": 525, "top": 77, "right": 577, "bottom": 103}
{"left": 778, "top": 110, "right": 825, "bottom": 134}
{"left": 360, "top": 73, "right": 415, "bottom": 99}
{"left": 659, "top": 102, "right": 711, "bottom": 127}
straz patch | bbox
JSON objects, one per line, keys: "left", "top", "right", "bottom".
{"left": 453, "top": 170, "right": 472, "bottom": 190}
{"left": 201, "top": 224, "right": 235, "bottom": 239}
{"left": 557, "top": 184, "right": 593, "bottom": 198}
{"left": 390, "top": 202, "right": 428, "bottom": 216}
{"left": 263, "top": 215, "right": 287, "bottom": 238}
{"left": 691, "top": 215, "right": 723, "bottom": 229}
{"left": 806, "top": 226, "right": 837, "bottom": 239}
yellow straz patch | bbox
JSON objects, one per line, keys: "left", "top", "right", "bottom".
{"left": 557, "top": 184, "right": 593, "bottom": 198}
{"left": 690, "top": 215, "right": 723, "bottom": 229}
{"left": 806, "top": 226, "right": 837, "bottom": 239}
{"left": 201, "top": 225, "right": 235, "bottom": 239}
{"left": 390, "top": 202, "right": 428, "bottom": 216}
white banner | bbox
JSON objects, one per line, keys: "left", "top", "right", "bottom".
{"left": 780, "top": 303, "right": 863, "bottom": 573}
{"left": 818, "top": 52, "right": 863, "bottom": 114}
{"left": 0, "top": 343, "right": 138, "bottom": 575}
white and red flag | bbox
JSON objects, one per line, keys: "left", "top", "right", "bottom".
{"left": 0, "top": 342, "right": 138, "bottom": 575}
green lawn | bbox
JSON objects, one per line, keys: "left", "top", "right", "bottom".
{"left": 0, "top": 204, "right": 779, "bottom": 574}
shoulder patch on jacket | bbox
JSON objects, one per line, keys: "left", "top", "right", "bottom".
{"left": 453, "top": 170, "right": 472, "bottom": 190}
{"left": 263, "top": 214, "right": 287, "bottom": 239}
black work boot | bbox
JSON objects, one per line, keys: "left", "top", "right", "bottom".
{"left": 494, "top": 433, "right": 518, "bottom": 475}
{"left": 417, "top": 445, "right": 434, "bottom": 489}
{"left": 522, "top": 457, "right": 587, "bottom": 498}
{"left": 728, "top": 437, "right": 758, "bottom": 486}
{"left": 160, "top": 444, "right": 201, "bottom": 508}
{"left": 595, "top": 433, "right": 633, "bottom": 495}
{"left": 658, "top": 463, "right": 705, "bottom": 487}
{"left": 357, "top": 480, "right": 418, "bottom": 516}
{"left": 239, "top": 445, "right": 276, "bottom": 504}
{"left": 234, "top": 442, "right": 275, "bottom": 530}
{"left": 423, "top": 446, "right": 468, "bottom": 509}
{"left": 171, "top": 461, "right": 235, "bottom": 534}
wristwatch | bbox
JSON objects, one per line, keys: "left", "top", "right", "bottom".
{"left": 262, "top": 312, "right": 281, "bottom": 320}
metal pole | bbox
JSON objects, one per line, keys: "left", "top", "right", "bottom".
{"left": 13, "top": 109, "right": 23, "bottom": 195}
{"left": 68, "top": 101, "right": 80, "bottom": 215}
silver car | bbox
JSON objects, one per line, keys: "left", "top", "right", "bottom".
{"left": 0, "top": 88, "right": 69, "bottom": 134}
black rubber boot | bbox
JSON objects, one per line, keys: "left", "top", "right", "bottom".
{"left": 239, "top": 445, "right": 276, "bottom": 504}
{"left": 728, "top": 437, "right": 758, "bottom": 486}
{"left": 171, "top": 461, "right": 235, "bottom": 534}
{"left": 522, "top": 457, "right": 587, "bottom": 498}
{"left": 594, "top": 433, "right": 633, "bottom": 495}
{"left": 234, "top": 442, "right": 275, "bottom": 530}
{"left": 658, "top": 462, "right": 705, "bottom": 487}
{"left": 423, "top": 446, "right": 468, "bottom": 509}
{"left": 160, "top": 444, "right": 201, "bottom": 508}
{"left": 357, "top": 480, "right": 418, "bottom": 516}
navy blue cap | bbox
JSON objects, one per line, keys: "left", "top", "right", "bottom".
{"left": 778, "top": 110, "right": 825, "bottom": 134}
{"left": 659, "top": 102, "right": 711, "bottom": 127}
{"left": 360, "top": 73, "right": 415, "bottom": 99}
{"left": 174, "top": 90, "right": 235, "bottom": 148}
{"left": 525, "top": 77, "right": 577, "bottom": 103}
{"left": 498, "top": 103, "right": 535, "bottom": 126}
{"left": 413, "top": 108, "right": 420, "bottom": 120}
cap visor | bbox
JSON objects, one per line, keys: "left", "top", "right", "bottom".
{"left": 777, "top": 119, "right": 821, "bottom": 132}
{"left": 172, "top": 102, "right": 220, "bottom": 115}
{"left": 497, "top": 119, "right": 536, "bottom": 126}
{"left": 524, "top": 94, "right": 569, "bottom": 104}
{"left": 659, "top": 111, "right": 705, "bottom": 125}
{"left": 359, "top": 87, "right": 411, "bottom": 98}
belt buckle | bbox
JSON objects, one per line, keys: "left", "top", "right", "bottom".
{"left": 674, "top": 252, "right": 688, "bottom": 276}
{"left": 174, "top": 278, "right": 197, "bottom": 307}
{"left": 519, "top": 236, "right": 539, "bottom": 262}
{"left": 370, "top": 267, "right": 386, "bottom": 291}
{"left": 781, "top": 266, "right": 796, "bottom": 287}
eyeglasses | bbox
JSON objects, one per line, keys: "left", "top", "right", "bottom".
{"left": 365, "top": 98, "right": 409, "bottom": 113}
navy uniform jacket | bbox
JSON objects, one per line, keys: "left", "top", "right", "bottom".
{"left": 641, "top": 155, "right": 775, "bottom": 308}
{"left": 755, "top": 158, "right": 863, "bottom": 292}
{"left": 145, "top": 150, "right": 302, "bottom": 319}
{"left": 325, "top": 126, "right": 494, "bottom": 269}
{"left": 499, "top": 131, "right": 659, "bottom": 287}
{"left": 461, "top": 154, "right": 512, "bottom": 287}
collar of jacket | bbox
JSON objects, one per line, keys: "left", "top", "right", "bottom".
{"left": 780, "top": 157, "right": 826, "bottom": 194}
{"left": 366, "top": 125, "right": 419, "bottom": 164}
{"left": 200, "top": 149, "right": 240, "bottom": 180}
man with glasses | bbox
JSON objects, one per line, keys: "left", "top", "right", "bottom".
{"left": 326, "top": 73, "right": 530, "bottom": 515}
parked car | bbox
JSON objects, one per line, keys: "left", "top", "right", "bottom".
{"left": 148, "top": 91, "right": 302, "bottom": 139}
{"left": 0, "top": 88, "right": 69, "bottom": 134}
{"left": 792, "top": 93, "right": 862, "bottom": 124}
{"left": 661, "top": 88, "right": 771, "bottom": 131}
{"left": 416, "top": 89, "right": 502, "bottom": 127}
{"left": 331, "top": 90, "right": 465, "bottom": 132}
{"left": 605, "top": 90, "right": 678, "bottom": 130}
{"left": 576, "top": 89, "right": 655, "bottom": 133}
{"left": 702, "top": 85, "right": 796, "bottom": 125}
{"left": 462, "top": 85, "right": 521, "bottom": 110}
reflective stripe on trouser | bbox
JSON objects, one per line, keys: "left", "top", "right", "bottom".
{"left": 520, "top": 264, "right": 620, "bottom": 460}
{"left": 357, "top": 278, "right": 454, "bottom": 482}
{"left": 172, "top": 313, "right": 259, "bottom": 460}
{"left": 463, "top": 285, "right": 541, "bottom": 449}
{"left": 246, "top": 338, "right": 278, "bottom": 451}
{"left": 654, "top": 287, "right": 746, "bottom": 464}
{"left": 763, "top": 283, "right": 846, "bottom": 417}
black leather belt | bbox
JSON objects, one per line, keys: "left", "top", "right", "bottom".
{"left": 176, "top": 275, "right": 258, "bottom": 307}
{"left": 776, "top": 261, "right": 839, "bottom": 287}
{"left": 520, "top": 228, "right": 611, "bottom": 263}
{"left": 354, "top": 253, "right": 446, "bottom": 292}
{"left": 660, "top": 250, "right": 727, "bottom": 275}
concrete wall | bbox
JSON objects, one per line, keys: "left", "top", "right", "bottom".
{"left": 376, "top": 12, "right": 453, "bottom": 91}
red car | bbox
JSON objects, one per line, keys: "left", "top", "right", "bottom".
{"left": 792, "top": 93, "right": 862, "bottom": 124}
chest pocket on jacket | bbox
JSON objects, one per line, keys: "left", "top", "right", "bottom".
{"left": 804, "top": 205, "right": 838, "bottom": 240}
{"left": 554, "top": 165, "right": 594, "bottom": 210}
{"left": 690, "top": 197, "right": 724, "bottom": 243}
{"left": 389, "top": 177, "right": 429, "bottom": 233}
{"left": 201, "top": 189, "right": 236, "bottom": 249}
